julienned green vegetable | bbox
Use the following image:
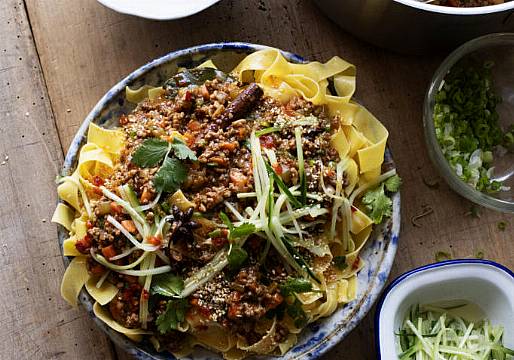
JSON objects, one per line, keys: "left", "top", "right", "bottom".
{"left": 398, "top": 304, "right": 514, "bottom": 360}
{"left": 433, "top": 61, "right": 512, "bottom": 193}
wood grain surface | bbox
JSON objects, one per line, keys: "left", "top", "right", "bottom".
{"left": 0, "top": 1, "right": 116, "bottom": 359}
{"left": 1, "top": 0, "right": 512, "bottom": 359}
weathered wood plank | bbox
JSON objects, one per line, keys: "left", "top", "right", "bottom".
{"left": 21, "top": 0, "right": 514, "bottom": 359}
{"left": 0, "top": 1, "right": 115, "bottom": 359}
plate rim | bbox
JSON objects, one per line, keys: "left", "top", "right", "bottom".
{"left": 96, "top": 0, "right": 221, "bottom": 20}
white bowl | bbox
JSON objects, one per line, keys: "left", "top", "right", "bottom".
{"left": 376, "top": 259, "right": 514, "bottom": 359}
{"left": 97, "top": 0, "right": 221, "bottom": 20}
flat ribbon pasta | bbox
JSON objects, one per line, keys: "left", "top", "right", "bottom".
{"left": 87, "top": 122, "right": 125, "bottom": 154}
{"left": 54, "top": 122, "right": 126, "bottom": 310}
{"left": 232, "top": 48, "right": 355, "bottom": 116}
{"left": 85, "top": 277, "right": 118, "bottom": 306}
{"left": 237, "top": 318, "right": 277, "bottom": 354}
{"left": 51, "top": 203, "right": 75, "bottom": 232}
{"left": 93, "top": 302, "right": 152, "bottom": 337}
{"left": 60, "top": 256, "right": 90, "bottom": 307}
{"left": 125, "top": 85, "right": 164, "bottom": 104}
{"left": 192, "top": 324, "right": 236, "bottom": 353}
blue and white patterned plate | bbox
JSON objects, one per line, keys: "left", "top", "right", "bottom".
{"left": 58, "top": 42, "right": 401, "bottom": 360}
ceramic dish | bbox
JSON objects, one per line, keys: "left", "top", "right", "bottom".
{"left": 424, "top": 33, "right": 514, "bottom": 214}
{"left": 375, "top": 259, "right": 514, "bottom": 359}
{"left": 58, "top": 42, "right": 401, "bottom": 359}
{"left": 97, "top": 0, "right": 221, "bottom": 20}
{"left": 313, "top": 0, "right": 514, "bottom": 54}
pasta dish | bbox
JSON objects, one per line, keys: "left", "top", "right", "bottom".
{"left": 52, "top": 48, "right": 399, "bottom": 358}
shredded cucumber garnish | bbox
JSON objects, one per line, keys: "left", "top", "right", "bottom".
{"left": 398, "top": 304, "right": 514, "bottom": 360}
{"left": 294, "top": 127, "right": 307, "bottom": 205}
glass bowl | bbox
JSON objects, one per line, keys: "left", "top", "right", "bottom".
{"left": 424, "top": 33, "right": 514, "bottom": 213}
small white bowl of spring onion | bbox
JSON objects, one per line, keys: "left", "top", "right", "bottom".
{"left": 375, "top": 259, "right": 514, "bottom": 359}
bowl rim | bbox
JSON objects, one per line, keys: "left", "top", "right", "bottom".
{"left": 394, "top": 0, "right": 514, "bottom": 16}
{"left": 423, "top": 32, "right": 514, "bottom": 213}
{"left": 60, "top": 41, "right": 401, "bottom": 360}
{"left": 96, "top": 0, "right": 221, "bottom": 20}
{"left": 374, "top": 258, "right": 514, "bottom": 359}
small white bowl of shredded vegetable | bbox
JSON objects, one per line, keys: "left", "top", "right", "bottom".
{"left": 375, "top": 259, "right": 514, "bottom": 359}
{"left": 424, "top": 33, "right": 514, "bottom": 213}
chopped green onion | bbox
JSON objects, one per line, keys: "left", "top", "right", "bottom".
{"left": 255, "top": 127, "right": 280, "bottom": 137}
{"left": 433, "top": 61, "right": 507, "bottom": 193}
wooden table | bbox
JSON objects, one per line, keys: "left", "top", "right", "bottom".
{"left": 1, "top": 0, "right": 512, "bottom": 359}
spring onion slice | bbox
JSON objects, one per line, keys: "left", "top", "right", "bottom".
{"left": 294, "top": 127, "right": 307, "bottom": 205}
{"left": 93, "top": 249, "right": 149, "bottom": 271}
{"left": 137, "top": 191, "right": 162, "bottom": 212}
{"left": 154, "top": 215, "right": 173, "bottom": 238}
{"left": 179, "top": 250, "right": 228, "bottom": 298}
{"left": 237, "top": 192, "right": 257, "bottom": 198}
{"left": 96, "top": 270, "right": 110, "bottom": 289}
{"left": 255, "top": 127, "right": 280, "bottom": 137}
{"left": 119, "top": 265, "right": 171, "bottom": 276}
{"left": 109, "top": 246, "right": 138, "bottom": 261}
{"left": 106, "top": 215, "right": 159, "bottom": 252}
{"left": 101, "top": 186, "right": 146, "bottom": 225}
{"left": 224, "top": 201, "right": 245, "bottom": 222}
{"left": 155, "top": 249, "right": 170, "bottom": 265}
{"left": 118, "top": 184, "right": 143, "bottom": 215}
{"left": 265, "top": 162, "right": 301, "bottom": 208}
{"left": 139, "top": 253, "right": 156, "bottom": 329}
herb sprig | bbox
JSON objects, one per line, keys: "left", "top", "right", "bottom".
{"left": 151, "top": 273, "right": 184, "bottom": 297}
{"left": 155, "top": 299, "right": 189, "bottom": 334}
{"left": 362, "top": 174, "right": 401, "bottom": 224}
{"left": 131, "top": 137, "right": 196, "bottom": 193}
{"left": 219, "top": 212, "right": 256, "bottom": 270}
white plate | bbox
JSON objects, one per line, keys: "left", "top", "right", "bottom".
{"left": 97, "top": 0, "right": 221, "bottom": 20}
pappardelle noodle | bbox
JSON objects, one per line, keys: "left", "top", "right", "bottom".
{"left": 53, "top": 48, "right": 400, "bottom": 358}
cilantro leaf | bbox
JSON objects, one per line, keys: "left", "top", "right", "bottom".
{"left": 131, "top": 138, "right": 169, "bottom": 168}
{"left": 279, "top": 278, "right": 312, "bottom": 296}
{"left": 170, "top": 138, "right": 197, "bottom": 161}
{"left": 384, "top": 175, "right": 402, "bottom": 193}
{"left": 227, "top": 244, "right": 248, "bottom": 270}
{"left": 151, "top": 273, "right": 184, "bottom": 297}
{"left": 362, "top": 184, "right": 392, "bottom": 224}
{"left": 219, "top": 211, "right": 233, "bottom": 231}
{"left": 219, "top": 212, "right": 256, "bottom": 240}
{"left": 230, "top": 223, "right": 256, "bottom": 240}
{"left": 153, "top": 157, "right": 188, "bottom": 193}
{"left": 333, "top": 256, "right": 348, "bottom": 270}
{"left": 155, "top": 299, "right": 189, "bottom": 334}
{"left": 287, "top": 297, "right": 309, "bottom": 328}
